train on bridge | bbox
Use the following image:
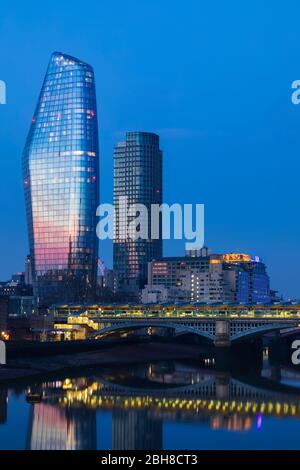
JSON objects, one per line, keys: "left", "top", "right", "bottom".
{"left": 50, "top": 302, "right": 300, "bottom": 347}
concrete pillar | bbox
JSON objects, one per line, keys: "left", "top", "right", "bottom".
{"left": 0, "top": 341, "right": 6, "bottom": 365}
{"left": 214, "top": 320, "right": 231, "bottom": 348}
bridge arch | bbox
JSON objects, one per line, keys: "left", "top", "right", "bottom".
{"left": 231, "top": 323, "right": 299, "bottom": 342}
{"left": 92, "top": 321, "right": 214, "bottom": 342}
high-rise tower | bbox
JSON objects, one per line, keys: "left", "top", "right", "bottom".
{"left": 113, "top": 132, "right": 162, "bottom": 291}
{"left": 23, "top": 52, "right": 99, "bottom": 306}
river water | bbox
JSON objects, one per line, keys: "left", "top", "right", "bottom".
{"left": 0, "top": 355, "right": 300, "bottom": 450}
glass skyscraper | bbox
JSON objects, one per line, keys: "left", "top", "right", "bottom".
{"left": 23, "top": 52, "right": 99, "bottom": 306}
{"left": 113, "top": 132, "right": 162, "bottom": 291}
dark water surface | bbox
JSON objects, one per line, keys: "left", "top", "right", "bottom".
{"left": 0, "top": 354, "right": 300, "bottom": 450}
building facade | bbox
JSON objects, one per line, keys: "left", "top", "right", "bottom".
{"left": 141, "top": 284, "right": 169, "bottom": 304}
{"left": 147, "top": 252, "right": 271, "bottom": 304}
{"left": 0, "top": 275, "right": 32, "bottom": 297}
{"left": 23, "top": 52, "right": 99, "bottom": 306}
{"left": 8, "top": 296, "right": 35, "bottom": 317}
{"left": 113, "top": 132, "right": 162, "bottom": 292}
{"left": 0, "top": 296, "right": 8, "bottom": 333}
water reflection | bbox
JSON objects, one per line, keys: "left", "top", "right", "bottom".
{"left": 1, "top": 357, "right": 300, "bottom": 449}
{"left": 112, "top": 409, "right": 162, "bottom": 450}
{"left": 27, "top": 404, "right": 96, "bottom": 450}
{"left": 0, "top": 390, "right": 7, "bottom": 424}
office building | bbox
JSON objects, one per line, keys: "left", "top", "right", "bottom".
{"left": 23, "top": 52, "right": 99, "bottom": 306}
{"left": 113, "top": 132, "right": 162, "bottom": 292}
{"left": 146, "top": 251, "right": 271, "bottom": 304}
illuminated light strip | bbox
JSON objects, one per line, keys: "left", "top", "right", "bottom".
{"left": 54, "top": 390, "right": 300, "bottom": 417}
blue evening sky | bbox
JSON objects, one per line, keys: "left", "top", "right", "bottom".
{"left": 0, "top": 0, "right": 299, "bottom": 298}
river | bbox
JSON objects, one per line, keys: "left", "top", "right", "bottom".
{"left": 0, "top": 354, "right": 300, "bottom": 450}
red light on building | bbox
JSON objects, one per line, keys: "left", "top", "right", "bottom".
{"left": 86, "top": 109, "right": 95, "bottom": 119}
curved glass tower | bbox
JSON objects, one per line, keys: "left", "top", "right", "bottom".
{"left": 23, "top": 52, "right": 99, "bottom": 306}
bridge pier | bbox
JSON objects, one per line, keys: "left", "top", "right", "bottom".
{"left": 214, "top": 320, "right": 231, "bottom": 348}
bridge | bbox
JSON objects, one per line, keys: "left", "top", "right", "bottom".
{"left": 52, "top": 303, "right": 300, "bottom": 347}
{"left": 26, "top": 372, "right": 300, "bottom": 419}
{"left": 90, "top": 316, "right": 300, "bottom": 347}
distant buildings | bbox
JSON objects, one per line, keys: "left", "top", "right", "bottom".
{"left": 0, "top": 273, "right": 32, "bottom": 297}
{"left": 0, "top": 269, "right": 35, "bottom": 339}
{"left": 11, "top": 272, "right": 25, "bottom": 284}
{"left": 0, "top": 296, "right": 8, "bottom": 333}
{"left": 97, "top": 267, "right": 117, "bottom": 294}
{"left": 144, "top": 250, "right": 271, "bottom": 304}
{"left": 113, "top": 132, "right": 162, "bottom": 293}
{"left": 23, "top": 52, "right": 99, "bottom": 307}
{"left": 141, "top": 285, "right": 169, "bottom": 304}
{"left": 8, "top": 295, "right": 35, "bottom": 317}
{"left": 221, "top": 254, "right": 270, "bottom": 304}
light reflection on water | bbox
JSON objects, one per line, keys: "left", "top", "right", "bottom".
{"left": 1, "top": 358, "right": 300, "bottom": 450}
